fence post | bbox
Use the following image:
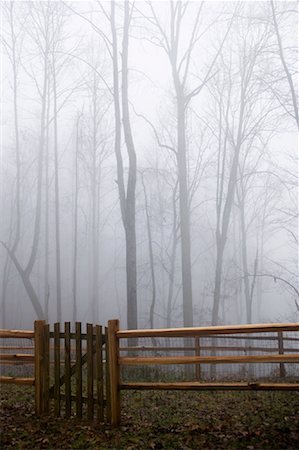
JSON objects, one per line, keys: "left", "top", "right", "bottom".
{"left": 278, "top": 331, "right": 286, "bottom": 378}
{"left": 34, "top": 320, "right": 46, "bottom": 415}
{"left": 107, "top": 319, "right": 120, "bottom": 426}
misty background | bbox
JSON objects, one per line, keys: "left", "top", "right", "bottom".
{"left": 0, "top": 0, "right": 298, "bottom": 331}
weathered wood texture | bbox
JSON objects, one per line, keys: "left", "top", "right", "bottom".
{"left": 75, "top": 322, "right": 82, "bottom": 419}
{"left": 65, "top": 322, "right": 71, "bottom": 417}
{"left": 0, "top": 329, "right": 34, "bottom": 339}
{"left": 0, "top": 353, "right": 35, "bottom": 362}
{"left": 96, "top": 325, "right": 104, "bottom": 421}
{"left": 87, "top": 323, "right": 94, "bottom": 420}
{"left": 34, "top": 320, "right": 45, "bottom": 415}
{"left": 117, "top": 323, "right": 299, "bottom": 339}
{"left": 119, "top": 354, "right": 299, "bottom": 366}
{"left": 54, "top": 322, "right": 61, "bottom": 417}
{"left": 107, "top": 319, "right": 121, "bottom": 426}
{"left": 43, "top": 324, "right": 50, "bottom": 414}
{"left": 46, "top": 322, "right": 107, "bottom": 422}
{"left": 120, "top": 382, "right": 299, "bottom": 391}
{"left": 0, "top": 376, "right": 35, "bottom": 385}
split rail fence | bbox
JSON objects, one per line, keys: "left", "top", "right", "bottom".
{"left": 108, "top": 320, "right": 299, "bottom": 425}
{"left": 0, "top": 321, "right": 110, "bottom": 422}
{"left": 1, "top": 320, "right": 299, "bottom": 426}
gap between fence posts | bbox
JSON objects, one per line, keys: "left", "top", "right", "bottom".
{"left": 278, "top": 331, "right": 286, "bottom": 377}
{"left": 34, "top": 320, "right": 46, "bottom": 415}
{"left": 107, "top": 319, "right": 120, "bottom": 426}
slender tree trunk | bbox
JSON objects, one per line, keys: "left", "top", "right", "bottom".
{"left": 141, "top": 172, "right": 156, "bottom": 329}
{"left": 121, "top": 0, "right": 138, "bottom": 330}
{"left": 91, "top": 75, "right": 99, "bottom": 322}
{"left": 212, "top": 87, "right": 245, "bottom": 325}
{"left": 44, "top": 89, "right": 50, "bottom": 321}
{"left": 239, "top": 198, "right": 252, "bottom": 323}
{"left": 270, "top": 0, "right": 299, "bottom": 129}
{"left": 9, "top": 2, "right": 21, "bottom": 254}
{"left": 3, "top": 28, "right": 50, "bottom": 320}
{"left": 72, "top": 113, "right": 80, "bottom": 324}
{"left": 1, "top": 257, "right": 11, "bottom": 328}
{"left": 111, "top": 1, "right": 138, "bottom": 331}
{"left": 52, "top": 52, "right": 62, "bottom": 322}
{"left": 176, "top": 88, "right": 193, "bottom": 327}
{"left": 166, "top": 183, "right": 179, "bottom": 328}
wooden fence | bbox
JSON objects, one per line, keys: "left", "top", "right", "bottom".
{"left": 108, "top": 320, "right": 299, "bottom": 425}
{"left": 0, "top": 321, "right": 110, "bottom": 422}
{"left": 1, "top": 320, "right": 299, "bottom": 426}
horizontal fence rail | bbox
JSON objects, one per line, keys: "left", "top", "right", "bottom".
{"left": 1, "top": 320, "right": 298, "bottom": 427}
{"left": 117, "top": 323, "right": 299, "bottom": 339}
{"left": 0, "top": 321, "right": 109, "bottom": 422}
{"left": 0, "top": 327, "right": 35, "bottom": 388}
{"left": 108, "top": 320, "right": 299, "bottom": 425}
{"left": 119, "top": 354, "right": 299, "bottom": 365}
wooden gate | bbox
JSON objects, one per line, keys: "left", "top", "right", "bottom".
{"left": 35, "top": 321, "right": 110, "bottom": 422}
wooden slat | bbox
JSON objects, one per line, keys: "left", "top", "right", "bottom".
{"left": 65, "top": 322, "right": 71, "bottom": 417}
{"left": 119, "top": 353, "right": 299, "bottom": 366}
{"left": 195, "top": 337, "right": 201, "bottom": 380}
{"left": 117, "top": 323, "right": 299, "bottom": 339}
{"left": 54, "top": 322, "right": 61, "bottom": 417}
{"left": 49, "top": 332, "right": 106, "bottom": 341}
{"left": 75, "top": 322, "right": 82, "bottom": 419}
{"left": 0, "top": 376, "right": 35, "bottom": 385}
{"left": 0, "top": 329, "right": 34, "bottom": 339}
{"left": 0, "top": 353, "right": 35, "bottom": 362}
{"left": 120, "top": 382, "right": 299, "bottom": 391}
{"left": 87, "top": 323, "right": 94, "bottom": 420}
{"left": 0, "top": 346, "right": 34, "bottom": 350}
{"left": 96, "top": 325, "right": 104, "bottom": 421}
{"left": 108, "top": 319, "right": 120, "bottom": 426}
{"left": 119, "top": 345, "right": 299, "bottom": 353}
{"left": 49, "top": 346, "right": 94, "bottom": 396}
{"left": 43, "top": 324, "right": 50, "bottom": 414}
{"left": 0, "top": 360, "right": 34, "bottom": 365}
{"left": 59, "top": 394, "right": 107, "bottom": 404}
{"left": 34, "top": 320, "right": 45, "bottom": 415}
{"left": 105, "top": 327, "right": 111, "bottom": 424}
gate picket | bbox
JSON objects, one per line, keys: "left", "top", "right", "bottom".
{"left": 42, "top": 321, "right": 107, "bottom": 421}
{"left": 75, "top": 322, "right": 82, "bottom": 418}
{"left": 96, "top": 325, "right": 104, "bottom": 421}
{"left": 43, "top": 324, "right": 50, "bottom": 414}
{"left": 65, "top": 322, "right": 71, "bottom": 417}
{"left": 54, "top": 322, "right": 61, "bottom": 416}
{"left": 87, "top": 323, "right": 94, "bottom": 420}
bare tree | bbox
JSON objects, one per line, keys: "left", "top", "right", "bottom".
{"left": 270, "top": 0, "right": 298, "bottom": 128}
{"left": 0, "top": 1, "right": 24, "bottom": 325}
{"left": 210, "top": 14, "right": 272, "bottom": 325}
{"left": 143, "top": 1, "right": 234, "bottom": 327}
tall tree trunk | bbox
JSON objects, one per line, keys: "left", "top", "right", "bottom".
{"left": 166, "top": 182, "right": 179, "bottom": 328}
{"left": 239, "top": 197, "right": 252, "bottom": 324}
{"left": 91, "top": 75, "right": 99, "bottom": 322}
{"left": 141, "top": 172, "right": 156, "bottom": 329}
{"left": 44, "top": 89, "right": 50, "bottom": 321}
{"left": 111, "top": 1, "right": 138, "bottom": 330}
{"left": 121, "top": 0, "right": 138, "bottom": 330}
{"left": 72, "top": 113, "right": 80, "bottom": 324}
{"left": 176, "top": 88, "right": 193, "bottom": 327}
{"left": 52, "top": 51, "right": 62, "bottom": 322}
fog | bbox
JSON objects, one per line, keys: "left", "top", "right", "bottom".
{"left": 1, "top": 1, "right": 298, "bottom": 331}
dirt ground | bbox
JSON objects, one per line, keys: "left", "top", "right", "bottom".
{"left": 1, "top": 385, "right": 299, "bottom": 449}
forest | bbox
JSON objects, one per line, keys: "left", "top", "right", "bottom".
{"left": 1, "top": 0, "right": 298, "bottom": 331}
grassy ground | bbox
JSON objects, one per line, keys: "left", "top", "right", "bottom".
{"left": 1, "top": 385, "right": 299, "bottom": 449}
